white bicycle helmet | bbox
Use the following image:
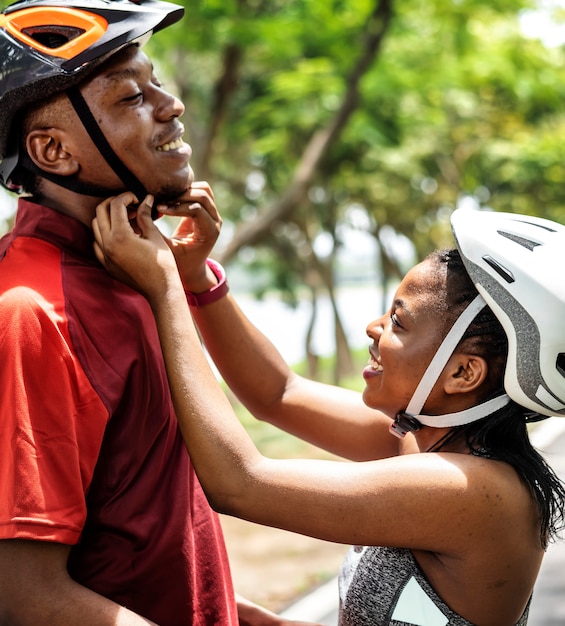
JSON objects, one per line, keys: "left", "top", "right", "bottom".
{"left": 452, "top": 208, "right": 565, "bottom": 418}
{"left": 390, "top": 208, "right": 565, "bottom": 438}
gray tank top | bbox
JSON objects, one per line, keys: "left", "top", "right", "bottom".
{"left": 339, "top": 545, "right": 530, "bottom": 625}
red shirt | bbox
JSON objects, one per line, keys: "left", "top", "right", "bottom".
{"left": 0, "top": 198, "right": 237, "bottom": 625}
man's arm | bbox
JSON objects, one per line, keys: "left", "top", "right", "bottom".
{"left": 0, "top": 540, "right": 157, "bottom": 626}
{"left": 236, "top": 594, "right": 321, "bottom": 626}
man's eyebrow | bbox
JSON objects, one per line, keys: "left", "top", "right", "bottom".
{"left": 103, "top": 67, "right": 141, "bottom": 84}
{"left": 102, "top": 63, "right": 155, "bottom": 85}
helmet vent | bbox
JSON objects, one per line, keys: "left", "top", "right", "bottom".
{"left": 557, "top": 353, "right": 565, "bottom": 378}
{"left": 497, "top": 230, "right": 540, "bottom": 252}
{"left": 510, "top": 218, "right": 557, "bottom": 233}
{"left": 482, "top": 255, "right": 515, "bottom": 283}
{"left": 21, "top": 26, "right": 86, "bottom": 49}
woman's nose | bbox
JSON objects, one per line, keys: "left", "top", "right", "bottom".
{"left": 366, "top": 314, "right": 386, "bottom": 340}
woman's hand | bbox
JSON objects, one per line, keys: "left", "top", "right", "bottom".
{"left": 92, "top": 192, "right": 179, "bottom": 301}
{"left": 156, "top": 181, "right": 222, "bottom": 292}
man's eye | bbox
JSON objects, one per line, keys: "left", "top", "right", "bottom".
{"left": 124, "top": 92, "right": 143, "bottom": 102}
{"left": 390, "top": 313, "right": 401, "bottom": 327}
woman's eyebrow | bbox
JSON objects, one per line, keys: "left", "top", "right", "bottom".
{"left": 393, "top": 298, "right": 416, "bottom": 323}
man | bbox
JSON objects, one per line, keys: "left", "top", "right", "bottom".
{"left": 0, "top": 1, "right": 312, "bottom": 623}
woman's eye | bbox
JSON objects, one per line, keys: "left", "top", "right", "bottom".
{"left": 390, "top": 312, "right": 401, "bottom": 327}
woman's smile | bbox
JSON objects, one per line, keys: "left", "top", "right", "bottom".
{"left": 363, "top": 350, "right": 383, "bottom": 380}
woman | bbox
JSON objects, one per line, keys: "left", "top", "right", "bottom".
{"left": 93, "top": 191, "right": 565, "bottom": 626}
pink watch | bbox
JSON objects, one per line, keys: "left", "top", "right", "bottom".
{"left": 185, "top": 258, "right": 229, "bottom": 308}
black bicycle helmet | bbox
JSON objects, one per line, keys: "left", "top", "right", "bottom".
{"left": 0, "top": 0, "right": 184, "bottom": 195}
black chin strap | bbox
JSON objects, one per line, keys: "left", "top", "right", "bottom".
{"left": 389, "top": 413, "right": 423, "bottom": 439}
{"left": 20, "top": 153, "right": 124, "bottom": 197}
{"left": 66, "top": 86, "right": 149, "bottom": 203}
{"left": 20, "top": 86, "right": 158, "bottom": 215}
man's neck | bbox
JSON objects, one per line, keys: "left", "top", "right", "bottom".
{"left": 36, "top": 180, "right": 108, "bottom": 227}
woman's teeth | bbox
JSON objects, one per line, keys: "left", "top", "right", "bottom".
{"left": 368, "top": 356, "right": 383, "bottom": 372}
{"left": 157, "top": 137, "right": 184, "bottom": 152}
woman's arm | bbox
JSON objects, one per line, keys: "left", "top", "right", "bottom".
{"left": 92, "top": 194, "right": 508, "bottom": 552}
{"left": 156, "top": 185, "right": 398, "bottom": 462}
{"left": 192, "top": 292, "right": 396, "bottom": 461}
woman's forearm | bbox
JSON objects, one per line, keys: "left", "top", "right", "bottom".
{"left": 190, "top": 293, "right": 396, "bottom": 461}
{"left": 148, "top": 276, "right": 265, "bottom": 513}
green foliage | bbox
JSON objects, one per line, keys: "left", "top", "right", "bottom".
{"left": 3, "top": 0, "right": 565, "bottom": 305}
{"left": 144, "top": 0, "right": 565, "bottom": 273}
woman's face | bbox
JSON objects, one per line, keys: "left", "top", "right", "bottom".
{"left": 362, "top": 258, "right": 449, "bottom": 417}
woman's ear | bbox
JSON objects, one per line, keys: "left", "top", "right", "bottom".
{"left": 443, "top": 353, "right": 488, "bottom": 395}
{"left": 25, "top": 128, "right": 80, "bottom": 177}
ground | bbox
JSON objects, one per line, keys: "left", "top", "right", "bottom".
{"left": 221, "top": 514, "right": 348, "bottom": 613}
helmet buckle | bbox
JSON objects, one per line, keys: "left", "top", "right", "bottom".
{"left": 389, "top": 413, "right": 422, "bottom": 439}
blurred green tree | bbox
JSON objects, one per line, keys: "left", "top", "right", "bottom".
{"left": 2, "top": 0, "right": 565, "bottom": 379}
{"left": 147, "top": 0, "right": 565, "bottom": 378}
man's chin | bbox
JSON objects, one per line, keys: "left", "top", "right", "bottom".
{"left": 152, "top": 170, "right": 195, "bottom": 205}
{"left": 153, "top": 189, "right": 187, "bottom": 205}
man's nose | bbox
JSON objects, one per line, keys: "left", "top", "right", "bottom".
{"left": 155, "top": 88, "right": 185, "bottom": 120}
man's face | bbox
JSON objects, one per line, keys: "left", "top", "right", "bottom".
{"left": 76, "top": 45, "right": 194, "bottom": 202}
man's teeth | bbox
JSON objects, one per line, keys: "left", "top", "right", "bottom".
{"left": 157, "top": 137, "right": 184, "bottom": 152}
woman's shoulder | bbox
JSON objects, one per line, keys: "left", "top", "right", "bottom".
{"left": 429, "top": 451, "right": 537, "bottom": 531}
{"left": 382, "top": 451, "right": 539, "bottom": 551}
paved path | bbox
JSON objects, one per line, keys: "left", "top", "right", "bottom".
{"left": 280, "top": 418, "right": 565, "bottom": 625}
{"left": 527, "top": 419, "right": 565, "bottom": 626}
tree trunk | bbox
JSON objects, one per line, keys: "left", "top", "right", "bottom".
{"left": 218, "top": 0, "right": 395, "bottom": 264}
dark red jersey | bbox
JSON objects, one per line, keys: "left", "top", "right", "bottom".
{"left": 0, "top": 198, "right": 237, "bottom": 625}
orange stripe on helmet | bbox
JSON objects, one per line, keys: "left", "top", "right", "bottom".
{"left": 0, "top": 7, "right": 108, "bottom": 60}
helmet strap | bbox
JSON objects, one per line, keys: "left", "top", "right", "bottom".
{"left": 20, "top": 152, "right": 124, "bottom": 197}
{"left": 16, "top": 86, "right": 158, "bottom": 215}
{"left": 66, "top": 85, "right": 149, "bottom": 203}
{"left": 389, "top": 294, "right": 510, "bottom": 438}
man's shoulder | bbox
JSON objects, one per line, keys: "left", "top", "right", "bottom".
{"left": 0, "top": 231, "right": 64, "bottom": 293}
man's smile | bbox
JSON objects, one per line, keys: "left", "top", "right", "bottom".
{"left": 157, "top": 137, "right": 185, "bottom": 152}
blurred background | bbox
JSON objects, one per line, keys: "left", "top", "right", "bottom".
{"left": 2, "top": 0, "right": 565, "bottom": 613}
{"left": 3, "top": 0, "right": 565, "bottom": 382}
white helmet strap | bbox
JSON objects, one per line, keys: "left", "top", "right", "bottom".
{"left": 390, "top": 294, "right": 510, "bottom": 438}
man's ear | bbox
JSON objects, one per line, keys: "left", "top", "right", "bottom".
{"left": 25, "top": 129, "right": 80, "bottom": 177}
{"left": 443, "top": 353, "right": 488, "bottom": 395}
